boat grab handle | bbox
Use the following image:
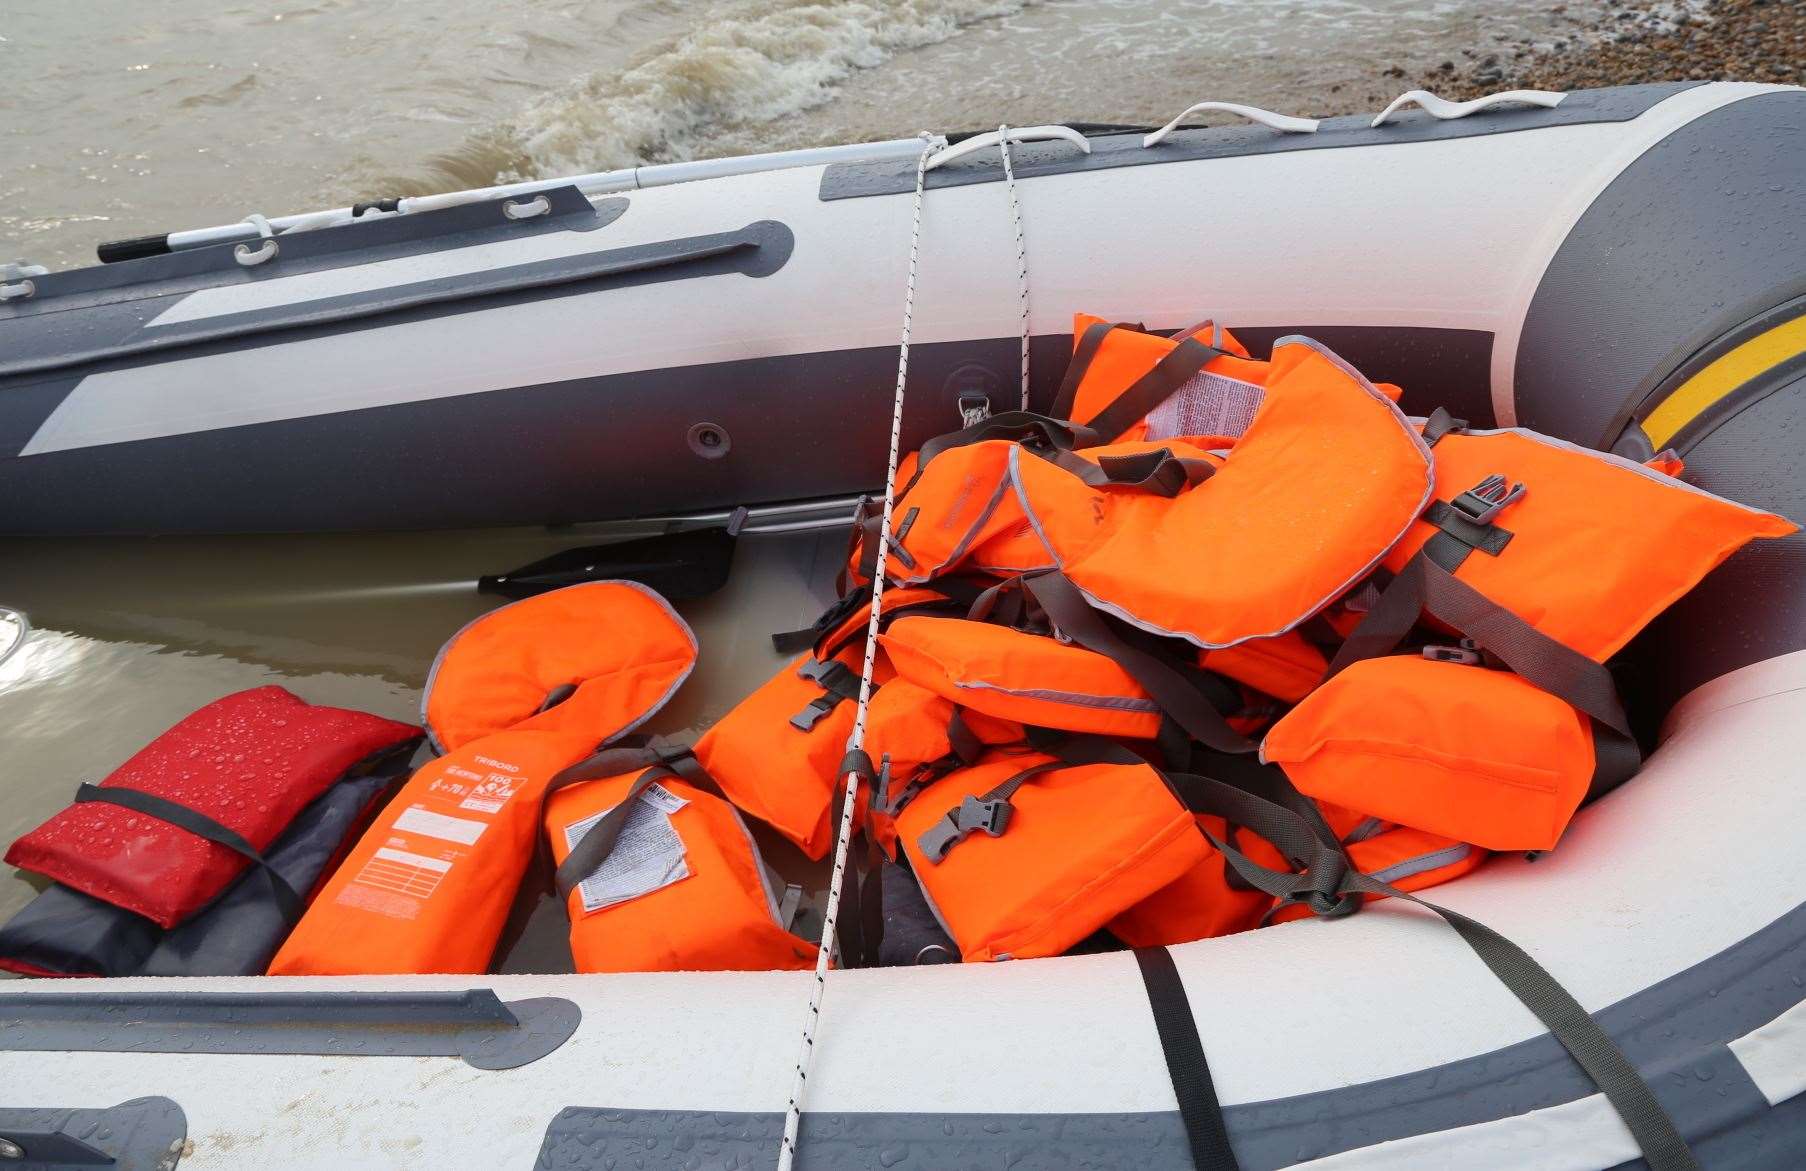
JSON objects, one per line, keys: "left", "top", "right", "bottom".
{"left": 1142, "top": 102, "right": 1320, "bottom": 147}
{"left": 1372, "top": 88, "right": 1566, "bottom": 128}
{"left": 924, "top": 125, "right": 1091, "bottom": 171}
{"left": 0, "top": 988, "right": 581, "bottom": 1070}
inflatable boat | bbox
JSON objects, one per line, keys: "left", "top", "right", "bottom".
{"left": 2, "top": 80, "right": 1805, "bottom": 1170}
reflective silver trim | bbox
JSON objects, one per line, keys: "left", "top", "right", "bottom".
{"left": 1369, "top": 843, "right": 1473, "bottom": 885}
{"left": 954, "top": 680, "right": 1158, "bottom": 712}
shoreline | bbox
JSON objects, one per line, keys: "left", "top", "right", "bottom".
{"left": 1434, "top": 0, "right": 1802, "bottom": 106}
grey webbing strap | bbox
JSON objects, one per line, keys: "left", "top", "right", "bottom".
{"left": 1051, "top": 320, "right": 1126, "bottom": 422}
{"left": 1164, "top": 771, "right": 1698, "bottom": 1171}
{"left": 73, "top": 783, "right": 302, "bottom": 921}
{"left": 1085, "top": 336, "right": 1225, "bottom": 444}
{"left": 1327, "top": 551, "right": 1631, "bottom": 736}
{"left": 1420, "top": 500, "right": 1514, "bottom": 572}
{"left": 1421, "top": 406, "right": 1467, "bottom": 446}
{"left": 1587, "top": 718, "right": 1644, "bottom": 804}
{"left": 1024, "top": 573, "right": 1254, "bottom": 754}
{"left": 900, "top": 410, "right": 1099, "bottom": 500}
{"left": 1038, "top": 446, "right": 1215, "bottom": 496}
{"left": 945, "top": 708, "right": 987, "bottom": 766}
{"left": 541, "top": 738, "right": 687, "bottom": 806}
{"left": 554, "top": 764, "right": 681, "bottom": 900}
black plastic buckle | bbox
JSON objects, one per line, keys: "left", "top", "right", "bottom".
{"left": 958, "top": 392, "right": 994, "bottom": 427}
{"left": 1449, "top": 473, "right": 1526, "bottom": 525}
{"left": 917, "top": 795, "right": 1014, "bottom": 863}
{"left": 1421, "top": 638, "right": 1483, "bottom": 666}
{"left": 789, "top": 696, "right": 838, "bottom": 732}
{"left": 792, "top": 659, "right": 860, "bottom": 730}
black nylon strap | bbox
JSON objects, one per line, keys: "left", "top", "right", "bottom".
{"left": 1086, "top": 337, "right": 1225, "bottom": 444}
{"left": 73, "top": 783, "right": 302, "bottom": 921}
{"left": 1165, "top": 771, "right": 1697, "bottom": 1171}
{"left": 1023, "top": 573, "right": 1254, "bottom": 754}
{"left": 1134, "top": 946, "right": 1241, "bottom": 1171}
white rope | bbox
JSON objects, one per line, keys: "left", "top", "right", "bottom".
{"left": 998, "top": 124, "right": 1031, "bottom": 410}
{"left": 775, "top": 130, "right": 940, "bottom": 1171}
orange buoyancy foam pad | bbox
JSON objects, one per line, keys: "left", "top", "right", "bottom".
{"left": 422, "top": 581, "right": 697, "bottom": 753}
{"left": 897, "top": 752, "right": 1206, "bottom": 962}
{"left": 1014, "top": 336, "right": 1434, "bottom": 649}
{"left": 1063, "top": 315, "right": 1270, "bottom": 443}
{"left": 268, "top": 727, "right": 601, "bottom": 975}
{"left": 882, "top": 439, "right": 1028, "bottom": 585}
{"left": 1199, "top": 631, "right": 1328, "bottom": 704}
{"left": 881, "top": 616, "right": 1164, "bottom": 739}
{"left": 547, "top": 769, "right": 815, "bottom": 973}
{"left": 6, "top": 686, "right": 419, "bottom": 929}
{"left": 1106, "top": 813, "right": 1273, "bottom": 947}
{"left": 1383, "top": 427, "right": 1796, "bottom": 661}
{"left": 1261, "top": 655, "right": 1596, "bottom": 853}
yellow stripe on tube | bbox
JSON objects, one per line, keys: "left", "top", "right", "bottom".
{"left": 1644, "top": 314, "right": 1806, "bottom": 448}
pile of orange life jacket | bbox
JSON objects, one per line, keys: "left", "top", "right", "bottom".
{"left": 272, "top": 314, "right": 1795, "bottom": 975}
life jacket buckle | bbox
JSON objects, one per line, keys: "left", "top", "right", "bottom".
{"left": 1421, "top": 638, "right": 1483, "bottom": 666}
{"left": 790, "top": 659, "right": 861, "bottom": 730}
{"left": 1449, "top": 473, "right": 1526, "bottom": 525}
{"left": 917, "top": 795, "right": 1014, "bottom": 863}
{"left": 789, "top": 697, "right": 837, "bottom": 732}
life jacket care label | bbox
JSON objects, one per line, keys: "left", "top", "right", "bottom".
{"left": 561, "top": 783, "right": 691, "bottom": 914}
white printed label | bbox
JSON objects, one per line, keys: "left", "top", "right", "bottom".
{"left": 393, "top": 805, "right": 488, "bottom": 845}
{"left": 561, "top": 783, "right": 691, "bottom": 914}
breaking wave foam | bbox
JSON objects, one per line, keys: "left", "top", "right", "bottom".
{"left": 418, "top": 0, "right": 1034, "bottom": 189}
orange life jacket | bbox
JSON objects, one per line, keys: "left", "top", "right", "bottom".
{"left": 1058, "top": 315, "right": 1403, "bottom": 443}
{"left": 268, "top": 727, "right": 602, "bottom": 974}
{"left": 1383, "top": 426, "right": 1794, "bottom": 662}
{"left": 691, "top": 586, "right": 955, "bottom": 859}
{"left": 895, "top": 751, "right": 1206, "bottom": 961}
{"left": 1259, "top": 808, "right": 1486, "bottom": 925}
{"left": 1110, "top": 789, "right": 1486, "bottom": 945}
{"left": 861, "top": 679, "right": 1022, "bottom": 858}
{"left": 544, "top": 766, "right": 815, "bottom": 973}
{"left": 1261, "top": 654, "right": 1597, "bottom": 852}
{"left": 1105, "top": 812, "right": 1273, "bottom": 946}
{"left": 271, "top": 581, "right": 700, "bottom": 974}
{"left": 881, "top": 615, "right": 1165, "bottom": 740}
{"left": 1011, "top": 336, "right": 1433, "bottom": 648}
{"left": 423, "top": 580, "right": 697, "bottom": 753}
